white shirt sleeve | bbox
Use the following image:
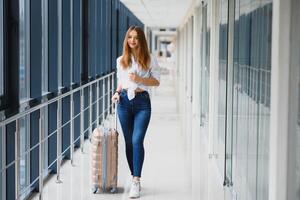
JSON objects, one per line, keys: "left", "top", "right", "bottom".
{"left": 149, "top": 55, "right": 161, "bottom": 82}
{"left": 116, "top": 57, "right": 122, "bottom": 81}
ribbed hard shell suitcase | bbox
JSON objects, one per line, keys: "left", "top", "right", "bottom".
{"left": 91, "top": 125, "right": 118, "bottom": 193}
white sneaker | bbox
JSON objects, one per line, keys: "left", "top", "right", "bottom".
{"left": 129, "top": 180, "right": 140, "bottom": 198}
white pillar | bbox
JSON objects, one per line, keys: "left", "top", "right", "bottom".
{"left": 269, "top": 0, "right": 291, "bottom": 199}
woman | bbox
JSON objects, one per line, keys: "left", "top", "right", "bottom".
{"left": 111, "top": 26, "right": 160, "bottom": 198}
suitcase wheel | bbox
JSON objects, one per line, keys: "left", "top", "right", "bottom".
{"left": 92, "top": 186, "right": 99, "bottom": 194}
{"left": 110, "top": 187, "right": 117, "bottom": 194}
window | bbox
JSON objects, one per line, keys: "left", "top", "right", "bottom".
{"left": 70, "top": 0, "right": 73, "bottom": 83}
{"left": 48, "top": 0, "right": 59, "bottom": 92}
{"left": 62, "top": 0, "right": 71, "bottom": 86}
{"left": 19, "top": 0, "right": 31, "bottom": 198}
{"left": 88, "top": 0, "right": 96, "bottom": 77}
{"left": 291, "top": 8, "right": 300, "bottom": 196}
{"left": 0, "top": 0, "right": 3, "bottom": 96}
{"left": 42, "top": 0, "right": 48, "bottom": 93}
{"left": 216, "top": 0, "right": 228, "bottom": 177}
{"left": 200, "top": 4, "right": 210, "bottom": 125}
{"left": 58, "top": 0, "right": 62, "bottom": 87}
{"left": 73, "top": 0, "right": 81, "bottom": 84}
{"left": 19, "top": 0, "right": 30, "bottom": 102}
{"left": 19, "top": 116, "right": 30, "bottom": 199}
{"left": 230, "top": 1, "right": 272, "bottom": 199}
{"left": 41, "top": 107, "right": 48, "bottom": 176}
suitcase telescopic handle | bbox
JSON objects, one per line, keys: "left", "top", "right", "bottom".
{"left": 114, "top": 102, "right": 118, "bottom": 130}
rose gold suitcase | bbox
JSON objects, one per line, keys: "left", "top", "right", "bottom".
{"left": 91, "top": 117, "right": 118, "bottom": 193}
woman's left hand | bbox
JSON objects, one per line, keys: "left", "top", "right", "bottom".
{"left": 128, "top": 72, "right": 141, "bottom": 83}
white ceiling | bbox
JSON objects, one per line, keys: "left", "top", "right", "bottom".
{"left": 120, "top": 0, "right": 194, "bottom": 28}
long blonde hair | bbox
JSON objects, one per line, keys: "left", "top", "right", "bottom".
{"left": 120, "top": 26, "right": 150, "bottom": 71}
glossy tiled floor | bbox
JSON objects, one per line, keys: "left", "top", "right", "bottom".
{"left": 30, "top": 61, "right": 194, "bottom": 200}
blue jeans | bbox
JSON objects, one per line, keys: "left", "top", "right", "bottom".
{"left": 117, "top": 90, "right": 151, "bottom": 177}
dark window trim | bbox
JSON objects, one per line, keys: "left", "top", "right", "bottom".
{"left": 81, "top": 0, "right": 88, "bottom": 84}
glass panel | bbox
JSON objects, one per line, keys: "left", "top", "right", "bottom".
{"left": 62, "top": 0, "right": 71, "bottom": 86}
{"left": 217, "top": 0, "right": 228, "bottom": 176}
{"left": 256, "top": 2, "right": 272, "bottom": 199}
{"left": 73, "top": 0, "right": 81, "bottom": 83}
{"left": 225, "top": 0, "right": 235, "bottom": 185}
{"left": 88, "top": 0, "right": 96, "bottom": 77}
{"left": 205, "top": 4, "right": 211, "bottom": 114}
{"left": 42, "top": 107, "right": 48, "bottom": 176}
{"left": 42, "top": 0, "right": 48, "bottom": 93}
{"left": 232, "top": 0, "right": 272, "bottom": 199}
{"left": 231, "top": 0, "right": 241, "bottom": 192}
{"left": 19, "top": 0, "right": 30, "bottom": 101}
{"left": 19, "top": 116, "right": 30, "bottom": 197}
{"left": 70, "top": 0, "right": 73, "bottom": 83}
{"left": 200, "top": 4, "right": 210, "bottom": 126}
{"left": 58, "top": 0, "right": 62, "bottom": 87}
{"left": 48, "top": 0, "right": 58, "bottom": 92}
{"left": 233, "top": 1, "right": 251, "bottom": 198}
{"left": 0, "top": 0, "right": 3, "bottom": 96}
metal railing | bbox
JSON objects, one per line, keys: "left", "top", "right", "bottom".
{"left": 0, "top": 72, "right": 116, "bottom": 200}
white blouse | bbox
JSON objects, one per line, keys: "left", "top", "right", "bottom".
{"left": 116, "top": 55, "right": 160, "bottom": 99}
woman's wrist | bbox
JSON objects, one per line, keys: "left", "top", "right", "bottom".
{"left": 115, "top": 90, "right": 121, "bottom": 95}
{"left": 137, "top": 76, "right": 143, "bottom": 84}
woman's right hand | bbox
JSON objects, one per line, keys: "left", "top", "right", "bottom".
{"left": 111, "top": 92, "right": 120, "bottom": 103}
